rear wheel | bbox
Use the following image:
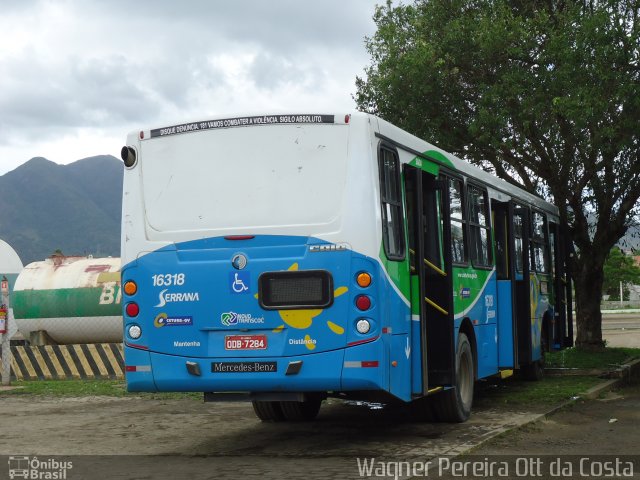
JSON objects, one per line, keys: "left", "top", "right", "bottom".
{"left": 409, "top": 396, "right": 436, "bottom": 422}
{"left": 432, "top": 332, "right": 474, "bottom": 423}
{"left": 523, "top": 320, "right": 547, "bottom": 381}
{"left": 279, "top": 397, "right": 323, "bottom": 421}
{"left": 252, "top": 401, "right": 285, "bottom": 422}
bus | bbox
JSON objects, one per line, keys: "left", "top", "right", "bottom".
{"left": 120, "top": 112, "right": 572, "bottom": 422}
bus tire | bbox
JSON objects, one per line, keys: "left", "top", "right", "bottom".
{"left": 279, "top": 397, "right": 322, "bottom": 421}
{"left": 252, "top": 401, "right": 285, "bottom": 422}
{"left": 523, "top": 321, "right": 547, "bottom": 381}
{"left": 522, "top": 360, "right": 544, "bottom": 381}
{"left": 409, "top": 396, "right": 436, "bottom": 422}
{"left": 432, "top": 332, "right": 474, "bottom": 423}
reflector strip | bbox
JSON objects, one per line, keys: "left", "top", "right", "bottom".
{"left": 382, "top": 327, "right": 392, "bottom": 334}
{"left": 125, "top": 365, "right": 151, "bottom": 372}
{"left": 343, "top": 361, "right": 379, "bottom": 368}
{"left": 347, "top": 336, "right": 379, "bottom": 347}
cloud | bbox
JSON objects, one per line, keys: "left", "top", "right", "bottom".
{"left": 0, "top": 0, "right": 380, "bottom": 173}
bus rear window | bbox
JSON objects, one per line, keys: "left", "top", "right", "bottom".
{"left": 140, "top": 124, "right": 349, "bottom": 233}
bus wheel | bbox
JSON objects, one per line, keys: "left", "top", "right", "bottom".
{"left": 522, "top": 359, "right": 544, "bottom": 381}
{"left": 409, "top": 396, "right": 436, "bottom": 422}
{"left": 252, "top": 401, "right": 285, "bottom": 422}
{"left": 279, "top": 397, "right": 322, "bottom": 421}
{"left": 432, "top": 332, "right": 474, "bottom": 423}
{"left": 523, "top": 324, "right": 547, "bottom": 381}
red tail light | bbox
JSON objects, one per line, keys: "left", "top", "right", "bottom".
{"left": 126, "top": 302, "right": 140, "bottom": 317}
{"left": 355, "top": 295, "right": 371, "bottom": 311}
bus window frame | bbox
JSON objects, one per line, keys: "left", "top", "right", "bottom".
{"left": 530, "top": 209, "right": 551, "bottom": 274}
{"left": 467, "top": 182, "right": 493, "bottom": 270}
{"left": 441, "top": 172, "right": 469, "bottom": 267}
{"left": 378, "top": 142, "right": 406, "bottom": 261}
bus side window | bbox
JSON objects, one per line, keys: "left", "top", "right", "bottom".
{"left": 514, "top": 212, "right": 524, "bottom": 273}
{"left": 447, "top": 177, "right": 467, "bottom": 264}
{"left": 531, "top": 211, "right": 550, "bottom": 273}
{"left": 468, "top": 185, "right": 492, "bottom": 267}
{"left": 379, "top": 146, "right": 405, "bottom": 260}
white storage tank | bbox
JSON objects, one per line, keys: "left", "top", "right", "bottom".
{"left": 0, "top": 238, "right": 23, "bottom": 294}
{"left": 13, "top": 256, "right": 122, "bottom": 344}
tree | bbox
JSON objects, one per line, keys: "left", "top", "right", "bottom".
{"left": 356, "top": 0, "right": 640, "bottom": 349}
{"left": 603, "top": 247, "right": 640, "bottom": 300}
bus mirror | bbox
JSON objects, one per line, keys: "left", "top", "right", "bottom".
{"left": 121, "top": 146, "right": 137, "bottom": 168}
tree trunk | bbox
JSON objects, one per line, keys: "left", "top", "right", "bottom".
{"left": 572, "top": 254, "right": 606, "bottom": 350}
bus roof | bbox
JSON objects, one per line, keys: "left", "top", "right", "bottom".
{"left": 127, "top": 111, "right": 559, "bottom": 218}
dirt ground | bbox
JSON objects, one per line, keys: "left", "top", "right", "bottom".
{"left": 474, "top": 383, "right": 640, "bottom": 456}
{"left": 0, "top": 314, "right": 637, "bottom": 480}
{"left": 1, "top": 383, "right": 639, "bottom": 479}
{"left": 444, "top": 383, "right": 640, "bottom": 480}
{"left": 0, "top": 392, "right": 545, "bottom": 480}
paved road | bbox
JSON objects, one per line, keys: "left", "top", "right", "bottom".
{"left": 585, "top": 313, "right": 640, "bottom": 348}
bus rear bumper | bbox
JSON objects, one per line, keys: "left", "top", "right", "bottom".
{"left": 124, "top": 338, "right": 388, "bottom": 394}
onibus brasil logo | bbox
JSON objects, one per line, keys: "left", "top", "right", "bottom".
{"left": 8, "top": 456, "right": 73, "bottom": 479}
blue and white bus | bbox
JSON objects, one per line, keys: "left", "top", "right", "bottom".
{"left": 120, "top": 113, "right": 572, "bottom": 422}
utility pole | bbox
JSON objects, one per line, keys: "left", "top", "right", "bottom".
{"left": 620, "top": 281, "right": 624, "bottom": 308}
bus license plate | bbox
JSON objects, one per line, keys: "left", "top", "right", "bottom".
{"left": 225, "top": 335, "right": 267, "bottom": 350}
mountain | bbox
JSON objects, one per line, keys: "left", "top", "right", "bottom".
{"left": 0, "top": 155, "right": 123, "bottom": 265}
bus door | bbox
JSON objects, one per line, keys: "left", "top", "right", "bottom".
{"left": 511, "top": 205, "right": 533, "bottom": 367}
{"left": 405, "top": 165, "right": 455, "bottom": 395}
{"left": 550, "top": 221, "right": 574, "bottom": 349}
{"left": 491, "top": 200, "right": 516, "bottom": 367}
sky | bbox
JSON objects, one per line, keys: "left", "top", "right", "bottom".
{"left": 0, "top": 0, "right": 381, "bottom": 175}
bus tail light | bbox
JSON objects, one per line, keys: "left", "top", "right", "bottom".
{"left": 124, "top": 280, "right": 137, "bottom": 296}
{"left": 356, "top": 319, "right": 371, "bottom": 334}
{"left": 224, "top": 235, "right": 255, "bottom": 241}
{"left": 356, "top": 272, "right": 372, "bottom": 288}
{"left": 128, "top": 324, "right": 142, "bottom": 339}
{"left": 126, "top": 302, "right": 140, "bottom": 317}
{"left": 355, "top": 295, "right": 371, "bottom": 311}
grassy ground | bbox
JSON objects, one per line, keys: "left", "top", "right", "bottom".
{"left": 546, "top": 347, "right": 640, "bottom": 369}
{"left": 475, "top": 375, "right": 602, "bottom": 407}
{"left": 2, "top": 379, "right": 201, "bottom": 399}
{"left": 1, "top": 374, "right": 606, "bottom": 411}
{"left": 5, "top": 347, "right": 633, "bottom": 405}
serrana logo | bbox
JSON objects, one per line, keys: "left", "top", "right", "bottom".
{"left": 155, "top": 288, "right": 200, "bottom": 307}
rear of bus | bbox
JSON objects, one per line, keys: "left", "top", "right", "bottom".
{"left": 120, "top": 113, "right": 409, "bottom": 412}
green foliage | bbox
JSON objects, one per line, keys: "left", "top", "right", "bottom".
{"left": 357, "top": 0, "right": 640, "bottom": 347}
{"left": 603, "top": 248, "right": 640, "bottom": 300}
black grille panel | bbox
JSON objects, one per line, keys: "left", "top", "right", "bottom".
{"left": 259, "top": 270, "right": 333, "bottom": 309}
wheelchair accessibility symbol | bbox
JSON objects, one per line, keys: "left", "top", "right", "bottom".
{"left": 230, "top": 271, "right": 250, "bottom": 294}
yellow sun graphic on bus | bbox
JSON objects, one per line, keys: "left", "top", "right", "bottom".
{"left": 255, "top": 262, "right": 348, "bottom": 350}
